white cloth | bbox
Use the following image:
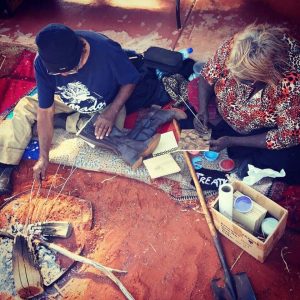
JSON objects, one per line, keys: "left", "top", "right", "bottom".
{"left": 242, "top": 164, "right": 286, "bottom": 186}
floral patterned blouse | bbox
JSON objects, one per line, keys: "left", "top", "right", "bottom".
{"left": 200, "top": 35, "right": 300, "bottom": 150}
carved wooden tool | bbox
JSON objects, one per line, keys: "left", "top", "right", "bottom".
{"left": 29, "top": 221, "right": 72, "bottom": 238}
{"left": 12, "top": 234, "right": 44, "bottom": 299}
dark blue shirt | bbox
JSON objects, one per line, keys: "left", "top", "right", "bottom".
{"left": 34, "top": 31, "right": 141, "bottom": 113}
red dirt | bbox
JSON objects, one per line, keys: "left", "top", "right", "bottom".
{"left": 1, "top": 159, "right": 300, "bottom": 299}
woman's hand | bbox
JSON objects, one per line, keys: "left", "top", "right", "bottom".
{"left": 33, "top": 157, "right": 49, "bottom": 183}
{"left": 209, "top": 136, "right": 232, "bottom": 152}
{"left": 94, "top": 108, "right": 117, "bottom": 139}
{"left": 194, "top": 110, "right": 209, "bottom": 130}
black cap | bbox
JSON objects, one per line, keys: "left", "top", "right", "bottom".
{"left": 35, "top": 23, "right": 83, "bottom": 73}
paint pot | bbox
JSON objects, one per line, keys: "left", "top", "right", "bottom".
{"left": 219, "top": 158, "right": 235, "bottom": 172}
{"left": 234, "top": 195, "right": 253, "bottom": 213}
{"left": 192, "top": 156, "right": 202, "bottom": 170}
{"left": 261, "top": 217, "right": 279, "bottom": 237}
{"left": 188, "top": 150, "right": 201, "bottom": 155}
{"left": 204, "top": 151, "right": 219, "bottom": 162}
{"left": 218, "top": 183, "right": 234, "bottom": 220}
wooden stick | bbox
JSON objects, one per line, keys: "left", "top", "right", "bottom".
{"left": 33, "top": 239, "right": 134, "bottom": 300}
{"left": 230, "top": 250, "right": 244, "bottom": 271}
{"left": 173, "top": 120, "right": 218, "bottom": 236}
{"left": 43, "top": 166, "right": 77, "bottom": 220}
{"left": 24, "top": 179, "right": 37, "bottom": 231}
{"left": 0, "top": 55, "right": 6, "bottom": 70}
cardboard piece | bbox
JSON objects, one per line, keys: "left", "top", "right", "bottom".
{"left": 152, "top": 131, "right": 178, "bottom": 157}
{"left": 210, "top": 180, "right": 288, "bottom": 263}
{"left": 143, "top": 153, "right": 181, "bottom": 179}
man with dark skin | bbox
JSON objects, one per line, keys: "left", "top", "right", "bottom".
{"left": 33, "top": 36, "right": 137, "bottom": 181}
{"left": 0, "top": 23, "right": 175, "bottom": 194}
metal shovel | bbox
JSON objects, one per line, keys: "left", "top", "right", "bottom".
{"left": 210, "top": 235, "right": 256, "bottom": 300}
{"left": 174, "top": 121, "right": 256, "bottom": 300}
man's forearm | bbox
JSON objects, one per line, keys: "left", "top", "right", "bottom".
{"left": 110, "top": 83, "right": 136, "bottom": 114}
{"left": 37, "top": 107, "right": 54, "bottom": 160}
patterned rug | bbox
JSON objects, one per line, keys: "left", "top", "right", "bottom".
{"left": 49, "top": 128, "right": 199, "bottom": 204}
{"left": 0, "top": 48, "right": 36, "bottom": 115}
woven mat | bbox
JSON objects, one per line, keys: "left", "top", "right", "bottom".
{"left": 48, "top": 128, "right": 274, "bottom": 207}
{"left": 49, "top": 129, "right": 200, "bottom": 205}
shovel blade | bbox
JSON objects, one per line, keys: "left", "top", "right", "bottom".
{"left": 211, "top": 272, "right": 256, "bottom": 300}
{"left": 234, "top": 272, "right": 256, "bottom": 300}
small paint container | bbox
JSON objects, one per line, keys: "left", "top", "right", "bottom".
{"left": 192, "top": 156, "right": 202, "bottom": 170}
{"left": 261, "top": 217, "right": 279, "bottom": 237}
{"left": 219, "top": 158, "right": 235, "bottom": 172}
{"left": 234, "top": 195, "right": 253, "bottom": 213}
{"left": 188, "top": 150, "right": 201, "bottom": 155}
{"left": 204, "top": 151, "right": 219, "bottom": 161}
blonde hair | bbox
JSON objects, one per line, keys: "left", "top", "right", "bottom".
{"left": 227, "top": 23, "right": 290, "bottom": 86}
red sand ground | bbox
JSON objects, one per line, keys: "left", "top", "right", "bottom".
{"left": 1, "top": 160, "right": 299, "bottom": 299}
{"left": 0, "top": 1, "right": 299, "bottom": 298}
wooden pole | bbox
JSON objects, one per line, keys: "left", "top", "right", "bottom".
{"left": 173, "top": 120, "right": 217, "bottom": 237}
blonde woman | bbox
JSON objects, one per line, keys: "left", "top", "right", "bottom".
{"left": 196, "top": 23, "right": 300, "bottom": 183}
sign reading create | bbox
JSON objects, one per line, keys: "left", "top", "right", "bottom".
{"left": 191, "top": 169, "right": 228, "bottom": 191}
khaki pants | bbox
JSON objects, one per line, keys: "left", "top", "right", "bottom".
{"left": 0, "top": 95, "right": 126, "bottom": 165}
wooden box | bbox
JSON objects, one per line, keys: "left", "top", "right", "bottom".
{"left": 210, "top": 180, "right": 288, "bottom": 263}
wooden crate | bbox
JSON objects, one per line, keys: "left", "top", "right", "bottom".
{"left": 210, "top": 180, "right": 288, "bottom": 263}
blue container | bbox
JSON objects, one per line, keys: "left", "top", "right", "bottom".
{"left": 204, "top": 151, "right": 219, "bottom": 161}
{"left": 192, "top": 156, "right": 202, "bottom": 170}
{"left": 261, "top": 217, "right": 279, "bottom": 237}
{"left": 234, "top": 195, "right": 253, "bottom": 213}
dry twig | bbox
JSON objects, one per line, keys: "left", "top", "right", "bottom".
{"left": 281, "top": 246, "right": 290, "bottom": 273}
{"left": 34, "top": 239, "right": 134, "bottom": 300}
{"left": 0, "top": 55, "right": 6, "bottom": 70}
{"left": 230, "top": 250, "right": 244, "bottom": 271}
{"left": 101, "top": 175, "right": 118, "bottom": 184}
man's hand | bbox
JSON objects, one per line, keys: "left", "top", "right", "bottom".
{"left": 33, "top": 157, "right": 49, "bottom": 183}
{"left": 94, "top": 108, "right": 117, "bottom": 139}
{"left": 209, "top": 136, "right": 232, "bottom": 152}
{"left": 93, "top": 83, "right": 135, "bottom": 139}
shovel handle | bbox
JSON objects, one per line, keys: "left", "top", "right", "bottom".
{"left": 173, "top": 120, "right": 218, "bottom": 237}
{"left": 173, "top": 120, "right": 238, "bottom": 300}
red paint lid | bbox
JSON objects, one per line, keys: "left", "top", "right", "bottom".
{"left": 219, "top": 159, "right": 235, "bottom": 172}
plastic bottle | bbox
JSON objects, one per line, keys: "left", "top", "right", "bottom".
{"left": 188, "top": 73, "right": 198, "bottom": 81}
{"left": 188, "top": 61, "right": 205, "bottom": 81}
{"left": 178, "top": 47, "right": 193, "bottom": 60}
{"left": 193, "top": 61, "right": 205, "bottom": 75}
